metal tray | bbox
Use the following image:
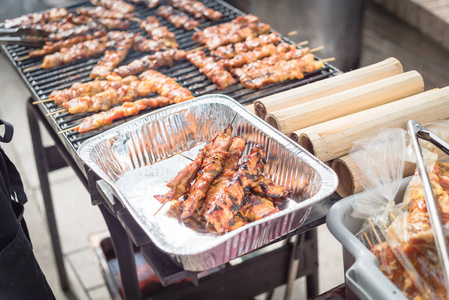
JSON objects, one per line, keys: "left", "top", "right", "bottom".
{"left": 326, "top": 178, "right": 411, "bottom": 300}
{"left": 78, "top": 94, "right": 338, "bottom": 271}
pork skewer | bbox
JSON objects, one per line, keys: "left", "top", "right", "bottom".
{"left": 4, "top": 7, "right": 68, "bottom": 28}
{"left": 192, "top": 15, "right": 271, "bottom": 50}
{"left": 48, "top": 75, "right": 138, "bottom": 107}
{"left": 138, "top": 70, "right": 194, "bottom": 103}
{"left": 157, "top": 5, "right": 200, "bottom": 31}
{"left": 113, "top": 49, "right": 187, "bottom": 77}
{"left": 169, "top": 0, "right": 223, "bottom": 21}
{"left": 29, "top": 30, "right": 107, "bottom": 58}
{"left": 211, "top": 32, "right": 282, "bottom": 59}
{"left": 179, "top": 125, "right": 233, "bottom": 219}
{"left": 186, "top": 51, "right": 236, "bottom": 90}
{"left": 147, "top": 0, "right": 162, "bottom": 9}
{"left": 41, "top": 36, "right": 108, "bottom": 69}
{"left": 91, "top": 0, "right": 135, "bottom": 14}
{"left": 90, "top": 32, "right": 135, "bottom": 78}
{"left": 75, "top": 96, "right": 171, "bottom": 133}
{"left": 76, "top": 6, "right": 135, "bottom": 20}
{"left": 139, "top": 16, "right": 178, "bottom": 48}
{"left": 133, "top": 35, "right": 173, "bottom": 52}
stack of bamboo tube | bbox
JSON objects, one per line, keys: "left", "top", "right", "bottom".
{"left": 246, "top": 57, "right": 449, "bottom": 198}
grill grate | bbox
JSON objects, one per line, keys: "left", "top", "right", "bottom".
{"left": 1, "top": 0, "right": 338, "bottom": 156}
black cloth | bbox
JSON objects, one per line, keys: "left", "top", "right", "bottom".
{"left": 0, "top": 119, "right": 55, "bottom": 300}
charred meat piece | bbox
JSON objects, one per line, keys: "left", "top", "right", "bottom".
{"left": 139, "top": 16, "right": 178, "bottom": 48}
{"left": 239, "top": 194, "right": 279, "bottom": 222}
{"left": 169, "top": 0, "right": 222, "bottom": 20}
{"left": 179, "top": 125, "right": 233, "bottom": 219}
{"left": 91, "top": 0, "right": 135, "bottom": 14}
{"left": 157, "top": 5, "right": 200, "bottom": 31}
{"left": 4, "top": 7, "right": 68, "bottom": 28}
{"left": 211, "top": 33, "right": 282, "bottom": 59}
{"left": 76, "top": 6, "right": 135, "bottom": 20}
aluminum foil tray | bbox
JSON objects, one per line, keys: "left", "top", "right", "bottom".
{"left": 78, "top": 94, "right": 338, "bottom": 271}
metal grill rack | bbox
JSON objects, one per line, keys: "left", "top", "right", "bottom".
{"left": 2, "top": 0, "right": 338, "bottom": 170}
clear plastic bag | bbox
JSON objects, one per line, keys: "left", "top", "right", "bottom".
{"left": 350, "top": 125, "right": 449, "bottom": 299}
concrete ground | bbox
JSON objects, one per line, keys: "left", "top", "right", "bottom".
{"left": 0, "top": 0, "right": 345, "bottom": 299}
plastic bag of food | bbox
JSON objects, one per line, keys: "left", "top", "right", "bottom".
{"left": 350, "top": 124, "right": 449, "bottom": 299}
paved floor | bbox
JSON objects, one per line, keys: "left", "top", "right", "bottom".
{"left": 0, "top": 1, "right": 345, "bottom": 299}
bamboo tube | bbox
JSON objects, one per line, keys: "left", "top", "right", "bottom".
{"left": 244, "top": 103, "right": 255, "bottom": 114}
{"left": 291, "top": 87, "right": 449, "bottom": 163}
{"left": 254, "top": 57, "right": 403, "bottom": 119}
{"left": 331, "top": 119, "right": 449, "bottom": 197}
{"left": 265, "top": 71, "right": 424, "bottom": 136}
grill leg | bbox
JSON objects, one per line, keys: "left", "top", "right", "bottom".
{"left": 99, "top": 204, "right": 141, "bottom": 300}
{"left": 305, "top": 228, "right": 319, "bottom": 298}
{"left": 26, "top": 100, "right": 71, "bottom": 292}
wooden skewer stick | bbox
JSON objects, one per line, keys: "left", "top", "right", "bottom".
{"left": 309, "top": 45, "right": 324, "bottom": 53}
{"left": 287, "top": 30, "right": 298, "bottom": 36}
{"left": 58, "top": 125, "right": 78, "bottom": 134}
{"left": 23, "top": 65, "right": 41, "bottom": 73}
{"left": 186, "top": 45, "right": 207, "bottom": 53}
{"left": 321, "top": 57, "right": 335, "bottom": 63}
{"left": 178, "top": 153, "right": 194, "bottom": 161}
{"left": 297, "top": 40, "right": 308, "bottom": 46}
{"left": 193, "top": 27, "right": 200, "bottom": 32}
{"left": 17, "top": 55, "right": 31, "bottom": 62}
{"left": 367, "top": 218, "right": 383, "bottom": 244}
{"left": 46, "top": 109, "right": 66, "bottom": 116}
{"left": 130, "top": 17, "right": 141, "bottom": 22}
{"left": 32, "top": 98, "right": 54, "bottom": 105}
{"left": 363, "top": 232, "right": 373, "bottom": 248}
{"left": 154, "top": 200, "right": 169, "bottom": 216}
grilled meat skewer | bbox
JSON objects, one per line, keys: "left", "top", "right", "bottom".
{"left": 76, "top": 6, "right": 135, "bottom": 20}
{"left": 90, "top": 32, "right": 135, "bottom": 78}
{"left": 169, "top": 0, "right": 222, "bottom": 20}
{"left": 29, "top": 31, "right": 107, "bottom": 58}
{"left": 138, "top": 70, "right": 194, "bottom": 103}
{"left": 41, "top": 36, "right": 108, "bottom": 69}
{"left": 91, "top": 0, "right": 135, "bottom": 14}
{"left": 75, "top": 96, "right": 171, "bottom": 133}
{"left": 147, "top": 0, "right": 162, "bottom": 9}
{"left": 192, "top": 15, "right": 271, "bottom": 50}
{"left": 139, "top": 16, "right": 178, "bottom": 48}
{"left": 133, "top": 36, "right": 173, "bottom": 52}
{"left": 113, "top": 49, "right": 187, "bottom": 77}
{"left": 157, "top": 5, "right": 200, "bottom": 31}
{"left": 186, "top": 51, "right": 236, "bottom": 90}
{"left": 179, "top": 125, "right": 233, "bottom": 219}
{"left": 49, "top": 75, "right": 138, "bottom": 106}
{"left": 211, "top": 33, "right": 282, "bottom": 59}
{"left": 4, "top": 7, "right": 68, "bottom": 28}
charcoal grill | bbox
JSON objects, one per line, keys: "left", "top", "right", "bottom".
{"left": 1, "top": 0, "right": 340, "bottom": 299}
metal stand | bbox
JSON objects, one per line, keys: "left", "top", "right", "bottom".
{"left": 26, "top": 97, "right": 338, "bottom": 300}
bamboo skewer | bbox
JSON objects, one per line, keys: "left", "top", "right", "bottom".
{"left": 23, "top": 65, "right": 41, "bottom": 73}
{"left": 309, "top": 46, "right": 324, "bottom": 53}
{"left": 46, "top": 109, "right": 66, "bottom": 116}
{"left": 58, "top": 126, "right": 78, "bottom": 134}
{"left": 297, "top": 40, "right": 308, "bottom": 46}
{"left": 287, "top": 30, "right": 298, "bottom": 36}
{"left": 363, "top": 232, "right": 373, "bottom": 248}
{"left": 32, "top": 98, "right": 54, "bottom": 104}
{"left": 130, "top": 17, "right": 141, "bottom": 22}
{"left": 17, "top": 55, "right": 31, "bottom": 61}
{"left": 253, "top": 57, "right": 404, "bottom": 119}
{"left": 368, "top": 218, "right": 383, "bottom": 244}
{"left": 320, "top": 57, "right": 335, "bottom": 63}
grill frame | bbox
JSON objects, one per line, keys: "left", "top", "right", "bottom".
{"left": 1, "top": 0, "right": 339, "bottom": 173}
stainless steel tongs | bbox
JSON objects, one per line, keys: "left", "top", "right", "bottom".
{"left": 407, "top": 119, "right": 449, "bottom": 292}
{"left": 0, "top": 27, "right": 50, "bottom": 47}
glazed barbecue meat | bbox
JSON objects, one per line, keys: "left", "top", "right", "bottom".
{"left": 147, "top": 0, "right": 162, "bottom": 9}
{"left": 192, "top": 15, "right": 271, "bottom": 50}
{"left": 76, "top": 96, "right": 171, "bottom": 133}
{"left": 211, "top": 33, "right": 282, "bottom": 59}
{"left": 133, "top": 36, "right": 172, "bottom": 52}
{"left": 114, "top": 49, "right": 187, "bottom": 77}
{"left": 41, "top": 36, "right": 108, "bottom": 69}
{"left": 157, "top": 5, "right": 200, "bottom": 30}
{"left": 49, "top": 75, "right": 137, "bottom": 106}
{"left": 90, "top": 32, "right": 135, "bottom": 78}
{"left": 139, "top": 16, "right": 177, "bottom": 48}
{"left": 186, "top": 51, "right": 236, "bottom": 90}
{"left": 138, "top": 70, "right": 194, "bottom": 103}
{"left": 203, "top": 145, "right": 267, "bottom": 233}
{"left": 4, "top": 7, "right": 68, "bottom": 28}
{"left": 179, "top": 125, "right": 233, "bottom": 219}
{"left": 91, "top": 0, "right": 135, "bottom": 13}
{"left": 76, "top": 6, "right": 135, "bottom": 20}
{"left": 239, "top": 194, "right": 279, "bottom": 222}
{"left": 169, "top": 0, "right": 222, "bottom": 20}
